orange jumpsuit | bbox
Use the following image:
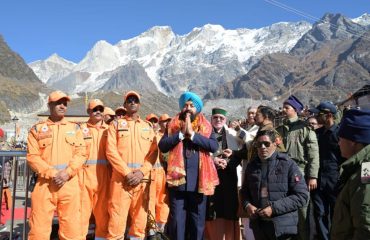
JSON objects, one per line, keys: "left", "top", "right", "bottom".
{"left": 79, "top": 121, "right": 111, "bottom": 239}
{"left": 148, "top": 131, "right": 169, "bottom": 235}
{"left": 27, "top": 119, "right": 86, "bottom": 240}
{"left": 106, "top": 117, "right": 158, "bottom": 240}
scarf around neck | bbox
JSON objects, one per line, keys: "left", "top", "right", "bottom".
{"left": 167, "top": 113, "right": 219, "bottom": 195}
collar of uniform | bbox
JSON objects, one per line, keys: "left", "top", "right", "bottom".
{"left": 124, "top": 115, "right": 142, "bottom": 123}
{"left": 286, "top": 116, "right": 299, "bottom": 124}
{"left": 87, "top": 120, "right": 107, "bottom": 129}
{"left": 46, "top": 118, "right": 68, "bottom": 125}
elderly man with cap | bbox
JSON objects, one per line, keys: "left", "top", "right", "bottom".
{"left": 27, "top": 90, "right": 86, "bottom": 240}
{"left": 275, "top": 95, "right": 319, "bottom": 240}
{"left": 331, "top": 109, "right": 370, "bottom": 240}
{"left": 205, "top": 107, "right": 248, "bottom": 240}
{"left": 145, "top": 113, "right": 170, "bottom": 239}
{"left": 308, "top": 101, "right": 343, "bottom": 240}
{"left": 158, "top": 91, "right": 219, "bottom": 240}
{"left": 79, "top": 99, "right": 111, "bottom": 239}
{"left": 106, "top": 90, "right": 158, "bottom": 240}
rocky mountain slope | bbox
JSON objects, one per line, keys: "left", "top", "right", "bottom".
{"left": 205, "top": 13, "right": 370, "bottom": 106}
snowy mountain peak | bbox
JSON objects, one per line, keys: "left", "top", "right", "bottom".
{"left": 45, "top": 53, "right": 76, "bottom": 66}
{"left": 74, "top": 40, "right": 120, "bottom": 72}
{"left": 352, "top": 13, "right": 370, "bottom": 26}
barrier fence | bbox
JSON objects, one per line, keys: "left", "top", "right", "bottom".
{"left": 0, "top": 150, "right": 29, "bottom": 240}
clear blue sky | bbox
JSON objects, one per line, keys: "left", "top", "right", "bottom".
{"left": 0, "top": 0, "right": 367, "bottom": 63}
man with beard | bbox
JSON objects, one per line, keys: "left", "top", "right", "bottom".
{"left": 106, "top": 91, "right": 158, "bottom": 240}
{"left": 27, "top": 90, "right": 86, "bottom": 240}
{"left": 158, "top": 92, "right": 219, "bottom": 240}
{"left": 79, "top": 99, "right": 111, "bottom": 239}
{"left": 205, "top": 107, "right": 247, "bottom": 240}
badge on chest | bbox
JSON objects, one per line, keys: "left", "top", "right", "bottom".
{"left": 361, "top": 162, "right": 370, "bottom": 184}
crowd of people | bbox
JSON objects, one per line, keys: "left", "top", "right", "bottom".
{"left": 21, "top": 89, "right": 370, "bottom": 240}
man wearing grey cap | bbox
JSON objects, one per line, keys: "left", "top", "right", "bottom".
{"left": 331, "top": 109, "right": 370, "bottom": 240}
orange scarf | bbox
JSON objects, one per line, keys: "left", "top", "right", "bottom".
{"left": 167, "top": 113, "right": 219, "bottom": 195}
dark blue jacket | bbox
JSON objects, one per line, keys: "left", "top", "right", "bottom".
{"left": 315, "top": 124, "right": 343, "bottom": 191}
{"left": 240, "top": 152, "right": 309, "bottom": 237}
{"left": 158, "top": 131, "right": 218, "bottom": 192}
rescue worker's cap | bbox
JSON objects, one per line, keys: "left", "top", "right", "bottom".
{"left": 48, "top": 91, "right": 71, "bottom": 103}
{"left": 0, "top": 128, "right": 4, "bottom": 138}
{"left": 179, "top": 91, "right": 203, "bottom": 113}
{"left": 124, "top": 91, "right": 140, "bottom": 103}
{"left": 103, "top": 107, "right": 115, "bottom": 116}
{"left": 309, "top": 101, "right": 337, "bottom": 114}
{"left": 146, "top": 113, "right": 159, "bottom": 122}
{"left": 283, "top": 95, "right": 304, "bottom": 113}
{"left": 115, "top": 107, "right": 127, "bottom": 115}
{"left": 212, "top": 107, "right": 227, "bottom": 116}
{"left": 88, "top": 99, "right": 104, "bottom": 110}
{"left": 338, "top": 109, "right": 370, "bottom": 144}
{"left": 159, "top": 114, "right": 171, "bottom": 122}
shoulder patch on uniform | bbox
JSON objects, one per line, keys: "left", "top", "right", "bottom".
{"left": 361, "top": 162, "right": 370, "bottom": 184}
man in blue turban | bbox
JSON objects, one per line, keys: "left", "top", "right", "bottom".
{"left": 159, "top": 91, "right": 219, "bottom": 240}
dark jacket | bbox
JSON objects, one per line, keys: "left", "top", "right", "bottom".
{"left": 331, "top": 145, "right": 370, "bottom": 240}
{"left": 240, "top": 152, "right": 309, "bottom": 237}
{"left": 315, "top": 124, "right": 343, "bottom": 191}
{"left": 158, "top": 131, "right": 218, "bottom": 192}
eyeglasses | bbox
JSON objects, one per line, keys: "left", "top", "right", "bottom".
{"left": 93, "top": 107, "right": 104, "bottom": 113}
{"left": 54, "top": 100, "right": 68, "bottom": 107}
{"left": 125, "top": 96, "right": 139, "bottom": 104}
{"left": 212, "top": 116, "right": 225, "bottom": 121}
{"left": 255, "top": 141, "right": 272, "bottom": 148}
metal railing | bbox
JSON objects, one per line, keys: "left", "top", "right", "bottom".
{"left": 0, "top": 150, "right": 29, "bottom": 240}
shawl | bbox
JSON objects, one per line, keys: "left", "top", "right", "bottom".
{"left": 167, "top": 113, "right": 219, "bottom": 195}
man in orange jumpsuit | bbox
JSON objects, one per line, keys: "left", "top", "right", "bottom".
{"left": 27, "top": 90, "right": 86, "bottom": 240}
{"left": 145, "top": 113, "right": 170, "bottom": 239}
{"left": 106, "top": 91, "right": 158, "bottom": 240}
{"left": 79, "top": 99, "right": 111, "bottom": 239}
{"left": 103, "top": 107, "right": 116, "bottom": 125}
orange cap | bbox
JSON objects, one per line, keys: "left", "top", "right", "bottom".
{"left": 48, "top": 90, "right": 71, "bottom": 103}
{"left": 146, "top": 113, "right": 159, "bottom": 122}
{"left": 115, "top": 106, "right": 127, "bottom": 114}
{"left": 103, "top": 107, "right": 115, "bottom": 116}
{"left": 88, "top": 99, "right": 104, "bottom": 110}
{"left": 124, "top": 91, "right": 140, "bottom": 103}
{"left": 159, "top": 114, "right": 171, "bottom": 122}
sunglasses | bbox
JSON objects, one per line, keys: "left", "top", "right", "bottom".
{"left": 54, "top": 100, "right": 68, "bottom": 107}
{"left": 255, "top": 141, "right": 272, "bottom": 148}
{"left": 93, "top": 107, "right": 104, "bottom": 113}
{"left": 212, "top": 116, "right": 225, "bottom": 120}
{"left": 125, "top": 96, "right": 139, "bottom": 104}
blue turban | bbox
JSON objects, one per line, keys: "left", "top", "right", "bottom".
{"left": 284, "top": 95, "right": 304, "bottom": 113}
{"left": 338, "top": 109, "right": 370, "bottom": 144}
{"left": 179, "top": 91, "right": 203, "bottom": 113}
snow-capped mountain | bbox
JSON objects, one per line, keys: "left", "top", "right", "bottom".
{"left": 30, "top": 21, "right": 313, "bottom": 96}
{"left": 352, "top": 13, "right": 370, "bottom": 27}
{"left": 29, "top": 53, "right": 76, "bottom": 83}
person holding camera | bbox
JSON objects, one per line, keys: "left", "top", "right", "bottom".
{"left": 240, "top": 130, "right": 309, "bottom": 240}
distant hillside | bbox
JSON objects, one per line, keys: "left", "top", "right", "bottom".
{"left": 0, "top": 35, "right": 48, "bottom": 123}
